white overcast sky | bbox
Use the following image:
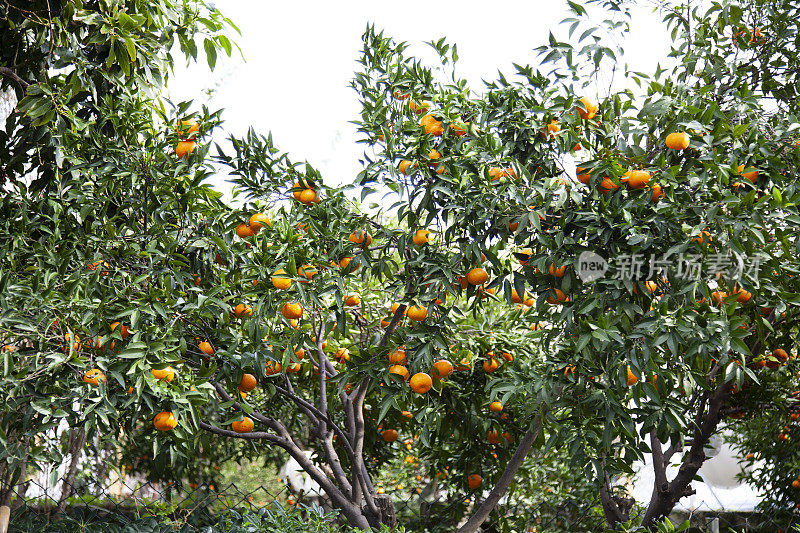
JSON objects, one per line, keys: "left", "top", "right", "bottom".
{"left": 166, "top": 0, "right": 672, "bottom": 200}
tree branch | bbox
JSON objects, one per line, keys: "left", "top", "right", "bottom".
{"left": 0, "top": 67, "right": 30, "bottom": 91}
{"left": 456, "top": 421, "right": 541, "bottom": 533}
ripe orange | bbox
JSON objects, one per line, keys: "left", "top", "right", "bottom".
{"left": 409, "top": 373, "right": 433, "bottom": 394}
{"left": 86, "top": 259, "right": 110, "bottom": 274}
{"left": 517, "top": 248, "right": 532, "bottom": 266}
{"left": 501, "top": 351, "right": 513, "bottom": 362}
{"left": 542, "top": 120, "right": 560, "bottom": 139}
{"left": 339, "top": 256, "right": 359, "bottom": 272}
{"left": 650, "top": 183, "right": 664, "bottom": 203}
{"left": 298, "top": 188, "right": 318, "bottom": 205}
{"left": 428, "top": 149, "right": 442, "bottom": 167}
{"left": 625, "top": 170, "right": 651, "bottom": 189}
{"left": 576, "top": 96, "right": 598, "bottom": 120}
{"left": 710, "top": 291, "right": 727, "bottom": 304}
{"left": 239, "top": 373, "right": 257, "bottom": 392}
{"left": 110, "top": 321, "right": 130, "bottom": 339}
{"left": 545, "top": 289, "right": 568, "bottom": 305}
{"left": 335, "top": 348, "right": 350, "bottom": 363}
{"left": 488, "top": 167, "right": 507, "bottom": 182}
{"left": 234, "top": 303, "right": 253, "bottom": 318}
{"left": 389, "top": 365, "right": 410, "bottom": 380}
{"left": 626, "top": 365, "right": 638, "bottom": 386}
{"left": 693, "top": 231, "right": 711, "bottom": 245}
{"left": 467, "top": 474, "right": 483, "bottom": 490}
{"left": 198, "top": 341, "right": 214, "bottom": 356}
{"left": 665, "top": 132, "right": 691, "bottom": 150}
{"left": 489, "top": 401, "right": 503, "bottom": 413}
{"left": 774, "top": 349, "right": 789, "bottom": 363}
{"left": 488, "top": 430, "right": 500, "bottom": 444}
{"left": 510, "top": 289, "right": 524, "bottom": 304}
{"left": 265, "top": 361, "right": 283, "bottom": 376}
{"left": 249, "top": 213, "right": 271, "bottom": 232}
{"left": 451, "top": 122, "right": 468, "bottom": 136}
{"left": 793, "top": 479, "right": 800, "bottom": 489}
{"left": 83, "top": 369, "right": 105, "bottom": 386}
{"left": 736, "top": 288, "right": 752, "bottom": 303}
{"left": 298, "top": 264, "right": 318, "bottom": 281}
{"left": 282, "top": 302, "right": 303, "bottom": 320}
{"left": 466, "top": 268, "right": 489, "bottom": 286}
{"left": 349, "top": 230, "right": 373, "bottom": 247}
{"left": 738, "top": 164, "right": 758, "bottom": 183}
{"left": 791, "top": 413, "right": 799, "bottom": 422}
{"left": 178, "top": 118, "right": 199, "bottom": 139}
{"left": 345, "top": 295, "right": 361, "bottom": 307}
{"left": 420, "top": 114, "right": 444, "bottom": 136}
{"left": 382, "top": 429, "right": 399, "bottom": 442}
{"left": 409, "top": 100, "right": 431, "bottom": 114}
{"left": 412, "top": 229, "right": 430, "bottom": 245}
{"left": 272, "top": 269, "right": 292, "bottom": 290}
{"left": 432, "top": 360, "right": 453, "bottom": 379}
{"left": 63, "top": 332, "right": 82, "bottom": 352}
{"left": 175, "top": 140, "right": 196, "bottom": 158}
{"left": 599, "top": 176, "right": 619, "bottom": 195}
{"left": 576, "top": 166, "right": 591, "bottom": 184}
{"left": 483, "top": 358, "right": 499, "bottom": 373}
{"left": 154, "top": 411, "right": 178, "bottom": 431}
{"left": 402, "top": 411, "right": 413, "bottom": 419}
{"left": 236, "top": 223, "right": 254, "bottom": 238}
{"left": 232, "top": 416, "right": 255, "bottom": 433}
{"left": 407, "top": 305, "right": 428, "bottom": 321}
{"left": 388, "top": 346, "right": 407, "bottom": 364}
{"left": 151, "top": 367, "right": 175, "bottom": 382}
{"left": 398, "top": 160, "right": 414, "bottom": 175}
{"left": 548, "top": 264, "right": 566, "bottom": 277}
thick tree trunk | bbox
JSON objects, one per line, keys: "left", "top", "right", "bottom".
{"left": 376, "top": 494, "right": 396, "bottom": 527}
{"left": 640, "top": 385, "right": 728, "bottom": 526}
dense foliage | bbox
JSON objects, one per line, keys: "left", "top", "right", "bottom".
{"left": 3, "top": 0, "right": 800, "bottom": 531}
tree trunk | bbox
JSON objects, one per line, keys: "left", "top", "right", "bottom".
{"left": 11, "top": 455, "right": 28, "bottom": 511}
{"left": 640, "top": 386, "right": 727, "bottom": 527}
{"left": 456, "top": 427, "right": 539, "bottom": 533}
{"left": 59, "top": 427, "right": 86, "bottom": 511}
{"left": 376, "top": 494, "right": 396, "bottom": 527}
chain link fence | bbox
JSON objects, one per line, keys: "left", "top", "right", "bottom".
{"left": 4, "top": 474, "right": 800, "bottom": 532}
{"left": 5, "top": 475, "right": 293, "bottom": 532}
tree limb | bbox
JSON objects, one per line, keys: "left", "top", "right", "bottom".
{"left": 456, "top": 421, "right": 541, "bottom": 533}
{"left": 0, "top": 67, "right": 29, "bottom": 90}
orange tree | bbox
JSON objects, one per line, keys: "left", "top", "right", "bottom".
{"left": 345, "top": 0, "right": 800, "bottom": 529}
{"left": 0, "top": 0, "right": 237, "bottom": 509}
{"left": 4, "top": 1, "right": 800, "bottom": 532}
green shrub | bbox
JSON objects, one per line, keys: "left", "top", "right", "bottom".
{"left": 8, "top": 505, "right": 405, "bottom": 533}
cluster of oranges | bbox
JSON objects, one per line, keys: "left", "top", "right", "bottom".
{"left": 292, "top": 180, "right": 320, "bottom": 205}
{"left": 80, "top": 320, "right": 135, "bottom": 387}
{"left": 235, "top": 212, "right": 271, "bottom": 238}
{"left": 175, "top": 118, "right": 199, "bottom": 158}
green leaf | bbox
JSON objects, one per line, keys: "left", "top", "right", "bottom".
{"left": 204, "top": 38, "right": 217, "bottom": 70}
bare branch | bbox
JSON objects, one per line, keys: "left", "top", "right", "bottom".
{"left": 0, "top": 67, "right": 30, "bottom": 91}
